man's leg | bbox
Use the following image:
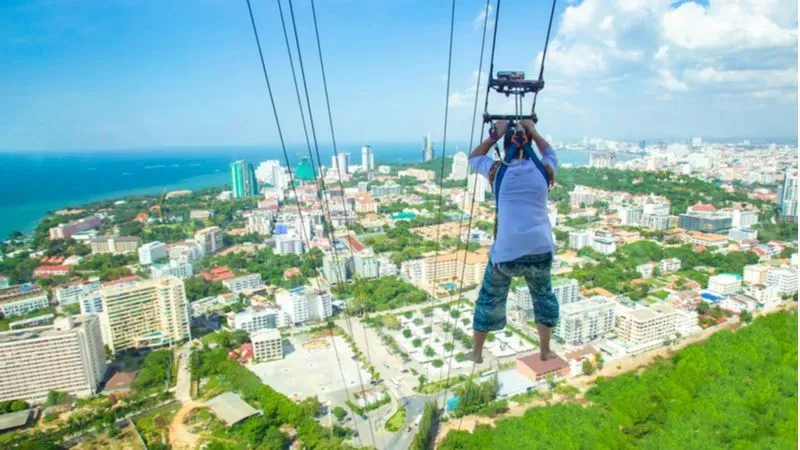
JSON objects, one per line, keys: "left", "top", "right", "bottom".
{"left": 470, "top": 262, "right": 511, "bottom": 364}
{"left": 522, "top": 253, "right": 559, "bottom": 361}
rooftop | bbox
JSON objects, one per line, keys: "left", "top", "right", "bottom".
{"left": 517, "top": 353, "right": 569, "bottom": 374}
{"left": 205, "top": 392, "right": 260, "bottom": 426}
{"left": 0, "top": 316, "right": 95, "bottom": 345}
{"left": 252, "top": 328, "right": 281, "bottom": 342}
{"left": 0, "top": 283, "right": 45, "bottom": 303}
{"left": 0, "top": 409, "right": 31, "bottom": 432}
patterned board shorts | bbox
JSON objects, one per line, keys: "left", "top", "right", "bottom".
{"left": 473, "top": 252, "right": 558, "bottom": 333}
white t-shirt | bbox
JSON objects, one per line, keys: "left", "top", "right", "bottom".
{"left": 469, "top": 147, "right": 557, "bottom": 263}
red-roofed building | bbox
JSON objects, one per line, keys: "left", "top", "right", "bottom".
{"left": 283, "top": 268, "right": 302, "bottom": 279}
{"left": 33, "top": 265, "right": 71, "bottom": 278}
{"left": 103, "top": 275, "right": 140, "bottom": 287}
{"left": 201, "top": 266, "right": 236, "bottom": 282}
{"left": 228, "top": 343, "right": 255, "bottom": 364}
{"left": 516, "top": 353, "right": 569, "bottom": 382}
{"left": 689, "top": 203, "right": 717, "bottom": 213}
{"left": 345, "top": 234, "right": 366, "bottom": 253}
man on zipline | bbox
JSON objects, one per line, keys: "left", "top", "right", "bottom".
{"left": 467, "top": 118, "right": 559, "bottom": 363}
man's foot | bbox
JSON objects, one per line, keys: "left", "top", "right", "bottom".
{"left": 540, "top": 350, "right": 558, "bottom": 361}
{"left": 465, "top": 351, "right": 483, "bottom": 364}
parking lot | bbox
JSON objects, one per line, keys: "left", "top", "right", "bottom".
{"left": 249, "top": 335, "right": 373, "bottom": 405}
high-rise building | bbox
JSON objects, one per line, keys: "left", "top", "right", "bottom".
{"left": 138, "top": 241, "right": 168, "bottom": 265}
{"left": 322, "top": 252, "right": 351, "bottom": 285}
{"left": 422, "top": 133, "right": 434, "bottom": 162}
{"left": 618, "top": 206, "right": 643, "bottom": 226}
{"left": 743, "top": 264, "right": 771, "bottom": 286}
{"left": 195, "top": 226, "right": 224, "bottom": 255}
{"left": 361, "top": 145, "right": 375, "bottom": 171}
{"left": 552, "top": 278, "right": 579, "bottom": 304}
{"left": 451, "top": 152, "right": 469, "bottom": 180}
{"left": 679, "top": 213, "right": 732, "bottom": 233}
{"left": 99, "top": 277, "right": 191, "bottom": 354}
{"left": 570, "top": 186, "right": 595, "bottom": 208}
{"left": 554, "top": 297, "right": 615, "bottom": 345}
{"left": 230, "top": 160, "right": 259, "bottom": 199}
{"left": 275, "top": 287, "right": 332, "bottom": 325}
{"left": 467, "top": 173, "right": 488, "bottom": 203}
{"left": 588, "top": 152, "right": 616, "bottom": 169}
{"left": 776, "top": 169, "right": 798, "bottom": 221}
{"left": 255, "top": 160, "right": 286, "bottom": 189}
{"left": 353, "top": 251, "right": 380, "bottom": 279}
{"left": 0, "top": 316, "right": 106, "bottom": 402}
{"left": 252, "top": 329, "right": 284, "bottom": 361}
{"left": 246, "top": 209, "right": 273, "bottom": 236}
{"left": 616, "top": 303, "right": 681, "bottom": 351}
{"left": 0, "top": 284, "right": 50, "bottom": 318}
{"left": 333, "top": 152, "right": 350, "bottom": 175}
{"left": 592, "top": 235, "right": 617, "bottom": 255}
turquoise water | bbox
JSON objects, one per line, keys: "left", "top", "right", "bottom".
{"left": 0, "top": 145, "right": 636, "bottom": 238}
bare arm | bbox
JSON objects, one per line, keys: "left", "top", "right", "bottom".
{"left": 469, "top": 120, "right": 508, "bottom": 159}
{"left": 521, "top": 119, "right": 550, "bottom": 152}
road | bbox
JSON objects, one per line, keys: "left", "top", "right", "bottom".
{"left": 174, "top": 347, "right": 191, "bottom": 402}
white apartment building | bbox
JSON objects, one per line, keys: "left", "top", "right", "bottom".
{"left": 99, "top": 277, "right": 191, "bottom": 353}
{"left": 659, "top": 258, "right": 681, "bottom": 273}
{"left": 222, "top": 274, "right": 264, "bottom": 294}
{"left": 766, "top": 266, "right": 798, "bottom": 295}
{"left": 616, "top": 303, "right": 681, "bottom": 352}
{"left": 720, "top": 295, "right": 759, "bottom": 314}
{"left": 0, "top": 316, "right": 106, "bottom": 402}
{"left": 246, "top": 209, "right": 273, "bottom": 236}
{"left": 0, "top": 284, "right": 50, "bottom": 318}
{"left": 195, "top": 226, "right": 224, "bottom": 255}
{"left": 618, "top": 206, "right": 643, "bottom": 226}
{"left": 570, "top": 186, "right": 595, "bottom": 207}
{"left": 90, "top": 236, "right": 141, "bottom": 254}
{"left": 592, "top": 236, "right": 617, "bottom": 255}
{"left": 150, "top": 261, "right": 194, "bottom": 280}
{"left": 450, "top": 152, "right": 469, "bottom": 180}
{"left": 377, "top": 165, "right": 391, "bottom": 175}
{"left": 252, "top": 329, "right": 284, "bottom": 362}
{"left": 728, "top": 227, "right": 758, "bottom": 243}
{"left": 233, "top": 306, "right": 288, "bottom": 334}
{"left": 707, "top": 273, "right": 743, "bottom": 296}
{"left": 402, "top": 259, "right": 425, "bottom": 286}
{"left": 168, "top": 241, "right": 205, "bottom": 264}
{"left": 743, "top": 264, "right": 771, "bottom": 286}
{"left": 323, "top": 253, "right": 350, "bottom": 285}
{"left": 640, "top": 213, "right": 671, "bottom": 231}
{"left": 138, "top": 241, "right": 168, "bottom": 265}
{"left": 745, "top": 285, "right": 781, "bottom": 307}
{"left": 275, "top": 287, "right": 332, "bottom": 325}
{"left": 467, "top": 173, "right": 488, "bottom": 203}
{"left": 361, "top": 145, "right": 375, "bottom": 172}
{"left": 555, "top": 297, "right": 616, "bottom": 345}
{"left": 353, "top": 251, "right": 380, "bottom": 279}
{"left": 79, "top": 289, "right": 104, "bottom": 315}
{"left": 274, "top": 234, "right": 304, "bottom": 255}
{"left": 569, "top": 230, "right": 593, "bottom": 250}
{"left": 397, "top": 168, "right": 435, "bottom": 182}
{"left": 553, "top": 278, "right": 579, "bottom": 304}
{"left": 420, "top": 249, "right": 488, "bottom": 288}
{"left": 54, "top": 278, "right": 101, "bottom": 305}
{"left": 730, "top": 209, "right": 758, "bottom": 228}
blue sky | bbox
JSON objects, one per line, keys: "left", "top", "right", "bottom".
{"left": 0, "top": 0, "right": 797, "bottom": 151}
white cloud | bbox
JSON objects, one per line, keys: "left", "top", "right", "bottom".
{"left": 654, "top": 45, "right": 669, "bottom": 61}
{"left": 474, "top": 3, "right": 494, "bottom": 30}
{"left": 662, "top": 0, "right": 797, "bottom": 51}
{"left": 658, "top": 69, "right": 689, "bottom": 92}
{"left": 684, "top": 67, "right": 797, "bottom": 90}
{"left": 594, "top": 86, "right": 611, "bottom": 94}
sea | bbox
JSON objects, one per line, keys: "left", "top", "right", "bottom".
{"left": 0, "top": 144, "right": 638, "bottom": 238}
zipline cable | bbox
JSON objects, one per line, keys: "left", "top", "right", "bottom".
{"left": 282, "top": 0, "right": 380, "bottom": 445}
{"left": 272, "top": 0, "right": 372, "bottom": 446}
{"left": 422, "top": 0, "right": 458, "bottom": 373}
{"left": 531, "top": 0, "right": 558, "bottom": 115}
{"left": 438, "top": 0, "right": 492, "bottom": 411}
{"left": 245, "top": 1, "right": 374, "bottom": 446}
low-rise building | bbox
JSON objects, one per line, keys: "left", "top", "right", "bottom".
{"left": 659, "top": 258, "right": 681, "bottom": 273}
{"left": 727, "top": 227, "right": 758, "bottom": 243}
{"left": 150, "top": 261, "right": 193, "bottom": 280}
{"left": 720, "top": 294, "right": 759, "bottom": 314}
{"left": 48, "top": 215, "right": 101, "bottom": 240}
{"left": 707, "top": 273, "right": 742, "bottom": 296}
{"left": 274, "top": 234, "right": 304, "bottom": 255}
{"left": 233, "top": 306, "right": 287, "bottom": 333}
{"left": 683, "top": 231, "right": 728, "bottom": 248}
{"left": 745, "top": 285, "right": 781, "bottom": 307}
{"left": 616, "top": 303, "right": 681, "bottom": 352}
{"left": 251, "top": 329, "right": 284, "bottom": 362}
{"left": 516, "top": 353, "right": 569, "bottom": 382}
{"left": 636, "top": 263, "right": 655, "bottom": 279}
{"left": 0, "top": 284, "right": 50, "bottom": 318}
{"left": 33, "top": 265, "right": 71, "bottom": 278}
{"left": 678, "top": 212, "right": 732, "bottom": 233}
{"left": 90, "top": 236, "right": 141, "bottom": 254}
{"left": 190, "top": 293, "right": 239, "bottom": 317}
{"left": 222, "top": 274, "right": 264, "bottom": 294}
{"left": 54, "top": 278, "right": 101, "bottom": 306}
{"left": 591, "top": 236, "right": 617, "bottom": 255}
{"left": 168, "top": 241, "right": 205, "bottom": 264}
{"left": 0, "top": 316, "right": 106, "bottom": 402}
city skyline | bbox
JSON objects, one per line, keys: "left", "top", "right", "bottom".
{"left": 0, "top": 0, "right": 796, "bottom": 151}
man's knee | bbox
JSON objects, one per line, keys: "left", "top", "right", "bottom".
{"left": 534, "top": 292, "right": 559, "bottom": 328}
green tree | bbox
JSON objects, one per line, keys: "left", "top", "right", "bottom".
{"left": 582, "top": 360, "right": 596, "bottom": 376}
{"left": 417, "top": 374, "right": 427, "bottom": 390}
{"left": 332, "top": 406, "right": 347, "bottom": 421}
